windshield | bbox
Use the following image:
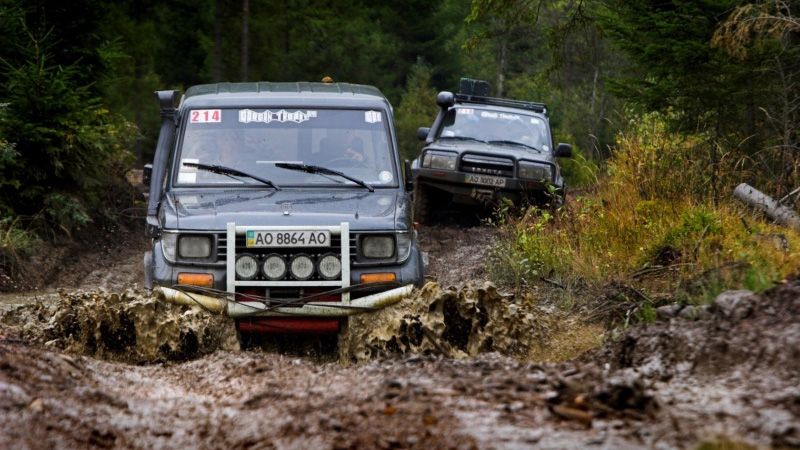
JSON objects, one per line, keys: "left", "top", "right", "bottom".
{"left": 438, "top": 106, "right": 551, "bottom": 152}
{"left": 174, "top": 108, "right": 397, "bottom": 187}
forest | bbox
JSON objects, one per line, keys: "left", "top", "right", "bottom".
{"left": 2, "top": 0, "right": 798, "bottom": 295}
{"left": 1, "top": 2, "right": 800, "bottom": 448}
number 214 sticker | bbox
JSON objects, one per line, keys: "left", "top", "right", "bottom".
{"left": 190, "top": 109, "right": 222, "bottom": 123}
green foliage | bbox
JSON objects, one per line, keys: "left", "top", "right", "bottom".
{"left": 557, "top": 149, "right": 598, "bottom": 188}
{"left": 608, "top": 112, "right": 701, "bottom": 199}
{"left": 597, "top": 0, "right": 800, "bottom": 194}
{"left": 0, "top": 20, "right": 136, "bottom": 232}
{"left": 0, "top": 217, "right": 37, "bottom": 256}
{"left": 43, "top": 193, "right": 92, "bottom": 234}
{"left": 466, "top": 2, "right": 625, "bottom": 157}
{"left": 636, "top": 303, "right": 657, "bottom": 323}
{"left": 489, "top": 112, "right": 800, "bottom": 306}
{"left": 489, "top": 208, "right": 570, "bottom": 290}
{"left": 596, "top": 0, "right": 741, "bottom": 115}
{"left": 0, "top": 217, "right": 38, "bottom": 284}
{"left": 0, "top": 104, "right": 19, "bottom": 204}
{"left": 395, "top": 63, "right": 439, "bottom": 161}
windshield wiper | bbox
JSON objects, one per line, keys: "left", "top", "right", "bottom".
{"left": 487, "top": 140, "right": 542, "bottom": 152}
{"left": 274, "top": 163, "right": 374, "bottom": 192}
{"left": 439, "top": 136, "right": 488, "bottom": 144}
{"left": 182, "top": 162, "right": 281, "bottom": 190}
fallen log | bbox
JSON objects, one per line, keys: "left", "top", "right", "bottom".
{"left": 733, "top": 183, "right": 800, "bottom": 231}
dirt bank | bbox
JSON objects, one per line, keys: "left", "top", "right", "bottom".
{"left": 1, "top": 219, "right": 148, "bottom": 293}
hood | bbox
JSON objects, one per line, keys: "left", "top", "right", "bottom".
{"left": 427, "top": 139, "right": 555, "bottom": 164}
{"left": 161, "top": 188, "right": 405, "bottom": 231}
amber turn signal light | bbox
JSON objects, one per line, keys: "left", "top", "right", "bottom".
{"left": 360, "top": 272, "right": 397, "bottom": 284}
{"left": 177, "top": 272, "right": 214, "bottom": 287}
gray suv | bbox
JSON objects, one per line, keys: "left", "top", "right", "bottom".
{"left": 143, "top": 82, "right": 424, "bottom": 334}
{"left": 411, "top": 79, "right": 572, "bottom": 223}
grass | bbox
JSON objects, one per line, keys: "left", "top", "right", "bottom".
{"left": 0, "top": 217, "right": 38, "bottom": 283}
{"left": 489, "top": 113, "right": 800, "bottom": 325}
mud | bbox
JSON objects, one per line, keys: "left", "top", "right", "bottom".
{"left": 417, "top": 225, "right": 499, "bottom": 287}
{"left": 1, "top": 289, "right": 238, "bottom": 363}
{"left": 592, "top": 283, "right": 800, "bottom": 447}
{"left": 343, "top": 281, "right": 602, "bottom": 363}
{"left": 2, "top": 282, "right": 799, "bottom": 449}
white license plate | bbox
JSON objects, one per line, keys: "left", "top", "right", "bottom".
{"left": 246, "top": 230, "right": 331, "bottom": 248}
{"left": 465, "top": 174, "right": 506, "bottom": 187}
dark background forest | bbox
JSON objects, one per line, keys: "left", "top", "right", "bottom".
{"left": 0, "top": 0, "right": 798, "bottom": 290}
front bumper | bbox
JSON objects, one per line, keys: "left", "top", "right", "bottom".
{"left": 155, "top": 284, "right": 414, "bottom": 318}
{"left": 414, "top": 167, "right": 560, "bottom": 204}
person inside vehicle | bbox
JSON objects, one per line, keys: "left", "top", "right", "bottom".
{"left": 212, "top": 130, "right": 244, "bottom": 167}
{"left": 322, "top": 135, "right": 366, "bottom": 165}
{"left": 180, "top": 130, "right": 247, "bottom": 183}
{"left": 342, "top": 136, "right": 365, "bottom": 163}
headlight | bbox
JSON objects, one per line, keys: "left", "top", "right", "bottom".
{"left": 160, "top": 233, "right": 178, "bottom": 263}
{"left": 361, "top": 235, "right": 395, "bottom": 259}
{"left": 317, "top": 253, "right": 342, "bottom": 280}
{"left": 395, "top": 232, "right": 412, "bottom": 263}
{"left": 235, "top": 254, "right": 259, "bottom": 280}
{"left": 262, "top": 254, "right": 287, "bottom": 280}
{"left": 289, "top": 254, "right": 315, "bottom": 280}
{"left": 178, "top": 235, "right": 212, "bottom": 258}
{"left": 518, "top": 161, "right": 552, "bottom": 181}
{"left": 422, "top": 151, "right": 457, "bottom": 170}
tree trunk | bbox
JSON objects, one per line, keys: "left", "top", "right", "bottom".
{"left": 212, "top": 0, "right": 222, "bottom": 82}
{"left": 134, "top": 58, "right": 143, "bottom": 163}
{"left": 240, "top": 0, "right": 250, "bottom": 82}
{"left": 733, "top": 183, "right": 800, "bottom": 231}
{"left": 496, "top": 35, "right": 507, "bottom": 97}
{"left": 132, "top": 0, "right": 144, "bottom": 163}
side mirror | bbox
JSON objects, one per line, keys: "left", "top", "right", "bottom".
{"left": 436, "top": 91, "right": 455, "bottom": 108}
{"left": 555, "top": 143, "right": 573, "bottom": 158}
{"left": 404, "top": 160, "right": 413, "bottom": 192}
{"left": 143, "top": 163, "right": 153, "bottom": 186}
{"left": 417, "top": 127, "right": 430, "bottom": 141}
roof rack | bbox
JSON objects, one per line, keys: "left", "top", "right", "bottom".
{"left": 454, "top": 93, "right": 547, "bottom": 114}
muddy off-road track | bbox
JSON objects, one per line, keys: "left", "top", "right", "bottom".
{"left": 1, "top": 224, "right": 799, "bottom": 449}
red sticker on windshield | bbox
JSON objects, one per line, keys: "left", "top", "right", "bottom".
{"left": 190, "top": 109, "right": 222, "bottom": 123}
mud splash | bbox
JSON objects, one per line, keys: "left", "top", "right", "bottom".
{"left": 1, "top": 289, "right": 238, "bottom": 363}
{"left": 342, "top": 281, "right": 602, "bottom": 362}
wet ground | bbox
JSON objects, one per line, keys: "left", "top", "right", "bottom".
{"left": 1, "top": 225, "right": 799, "bottom": 449}
{"left": 418, "top": 225, "right": 499, "bottom": 287}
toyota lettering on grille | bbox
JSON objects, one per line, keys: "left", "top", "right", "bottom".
{"left": 465, "top": 166, "right": 504, "bottom": 176}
